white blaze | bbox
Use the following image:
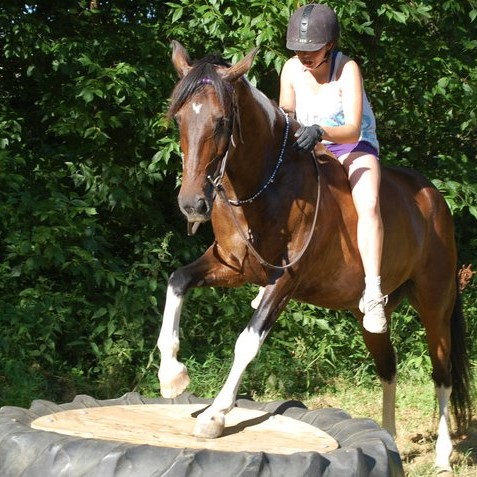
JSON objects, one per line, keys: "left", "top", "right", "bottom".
{"left": 192, "top": 102, "right": 203, "bottom": 115}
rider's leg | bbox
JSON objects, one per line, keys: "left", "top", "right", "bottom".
{"left": 340, "top": 151, "right": 387, "bottom": 333}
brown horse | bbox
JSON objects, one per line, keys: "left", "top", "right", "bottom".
{"left": 157, "top": 41, "right": 472, "bottom": 471}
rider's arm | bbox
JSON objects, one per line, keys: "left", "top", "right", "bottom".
{"left": 279, "top": 59, "right": 296, "bottom": 117}
{"left": 319, "top": 58, "right": 363, "bottom": 144}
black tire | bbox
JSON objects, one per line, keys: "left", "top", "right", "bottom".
{"left": 0, "top": 392, "right": 404, "bottom": 476}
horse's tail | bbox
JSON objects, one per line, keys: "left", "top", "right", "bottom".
{"left": 450, "top": 286, "right": 473, "bottom": 431}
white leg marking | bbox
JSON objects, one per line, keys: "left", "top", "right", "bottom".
{"left": 381, "top": 377, "right": 397, "bottom": 437}
{"left": 215, "top": 327, "right": 263, "bottom": 410}
{"left": 157, "top": 284, "right": 190, "bottom": 398}
{"left": 194, "top": 327, "right": 263, "bottom": 438}
{"left": 251, "top": 286, "right": 265, "bottom": 309}
{"left": 435, "top": 385, "right": 453, "bottom": 472}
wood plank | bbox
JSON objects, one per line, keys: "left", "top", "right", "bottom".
{"left": 31, "top": 404, "right": 338, "bottom": 454}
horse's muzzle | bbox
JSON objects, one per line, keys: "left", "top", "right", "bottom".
{"left": 178, "top": 193, "right": 213, "bottom": 225}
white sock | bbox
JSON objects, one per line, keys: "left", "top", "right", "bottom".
{"left": 364, "top": 275, "right": 383, "bottom": 298}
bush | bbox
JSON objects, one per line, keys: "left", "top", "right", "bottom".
{"left": 0, "top": 0, "right": 475, "bottom": 407}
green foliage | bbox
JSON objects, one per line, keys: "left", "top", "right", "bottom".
{"left": 161, "top": 282, "right": 477, "bottom": 402}
{"left": 0, "top": 0, "right": 476, "bottom": 407}
{"left": 433, "top": 178, "right": 477, "bottom": 219}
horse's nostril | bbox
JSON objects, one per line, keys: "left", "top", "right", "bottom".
{"left": 196, "top": 198, "right": 208, "bottom": 215}
{"left": 183, "top": 204, "right": 193, "bottom": 215}
{"left": 178, "top": 194, "right": 211, "bottom": 220}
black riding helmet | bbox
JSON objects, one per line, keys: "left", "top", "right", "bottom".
{"left": 286, "top": 3, "right": 340, "bottom": 52}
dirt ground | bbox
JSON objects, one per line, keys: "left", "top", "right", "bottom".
{"left": 395, "top": 415, "right": 477, "bottom": 476}
{"left": 306, "top": 384, "right": 477, "bottom": 476}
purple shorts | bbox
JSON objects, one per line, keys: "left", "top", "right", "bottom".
{"left": 326, "top": 141, "right": 379, "bottom": 160}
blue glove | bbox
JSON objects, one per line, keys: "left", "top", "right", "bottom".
{"left": 293, "top": 124, "right": 324, "bottom": 152}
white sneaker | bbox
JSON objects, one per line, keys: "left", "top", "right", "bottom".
{"left": 359, "top": 295, "right": 388, "bottom": 334}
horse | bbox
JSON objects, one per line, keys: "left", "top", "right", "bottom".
{"left": 157, "top": 41, "right": 472, "bottom": 472}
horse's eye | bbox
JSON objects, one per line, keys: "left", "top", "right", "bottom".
{"left": 215, "top": 117, "right": 228, "bottom": 134}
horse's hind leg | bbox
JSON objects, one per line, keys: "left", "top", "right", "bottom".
{"left": 411, "top": 290, "right": 455, "bottom": 472}
{"left": 419, "top": 309, "right": 453, "bottom": 472}
{"left": 360, "top": 319, "right": 398, "bottom": 437}
{"left": 434, "top": 384, "right": 453, "bottom": 472}
{"left": 407, "top": 256, "right": 465, "bottom": 471}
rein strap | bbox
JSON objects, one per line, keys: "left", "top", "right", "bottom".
{"left": 209, "top": 107, "right": 321, "bottom": 271}
{"left": 229, "top": 109, "right": 290, "bottom": 205}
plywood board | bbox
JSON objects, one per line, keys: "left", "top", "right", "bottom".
{"left": 31, "top": 404, "right": 338, "bottom": 455}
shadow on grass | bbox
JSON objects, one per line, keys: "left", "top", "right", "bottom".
{"left": 454, "top": 418, "right": 477, "bottom": 466}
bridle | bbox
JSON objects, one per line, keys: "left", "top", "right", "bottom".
{"left": 198, "top": 78, "right": 322, "bottom": 271}
{"left": 207, "top": 100, "right": 290, "bottom": 207}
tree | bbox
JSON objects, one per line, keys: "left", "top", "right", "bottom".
{"left": 0, "top": 0, "right": 475, "bottom": 406}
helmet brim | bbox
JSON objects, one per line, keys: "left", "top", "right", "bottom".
{"left": 286, "top": 40, "right": 327, "bottom": 52}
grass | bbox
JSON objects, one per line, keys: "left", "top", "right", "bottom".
{"left": 2, "top": 356, "right": 475, "bottom": 476}
{"left": 304, "top": 378, "right": 477, "bottom": 476}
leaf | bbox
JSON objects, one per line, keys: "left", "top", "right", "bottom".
{"left": 77, "top": 88, "right": 94, "bottom": 103}
{"left": 393, "top": 11, "right": 408, "bottom": 24}
{"left": 78, "top": 54, "right": 93, "bottom": 66}
{"left": 107, "top": 321, "right": 116, "bottom": 337}
{"left": 149, "top": 279, "right": 157, "bottom": 292}
{"left": 172, "top": 6, "right": 183, "bottom": 23}
{"left": 92, "top": 308, "right": 108, "bottom": 319}
{"left": 90, "top": 342, "right": 100, "bottom": 357}
{"left": 437, "top": 77, "right": 450, "bottom": 88}
{"left": 83, "top": 207, "right": 96, "bottom": 216}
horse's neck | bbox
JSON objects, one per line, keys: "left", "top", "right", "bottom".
{"left": 224, "top": 82, "right": 283, "bottom": 194}
{"left": 236, "top": 81, "right": 280, "bottom": 142}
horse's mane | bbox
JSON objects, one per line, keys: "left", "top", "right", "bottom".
{"left": 168, "top": 54, "right": 232, "bottom": 119}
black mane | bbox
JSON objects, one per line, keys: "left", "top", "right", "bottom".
{"left": 168, "top": 54, "right": 232, "bottom": 118}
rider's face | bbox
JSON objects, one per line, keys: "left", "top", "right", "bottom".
{"left": 295, "top": 45, "right": 330, "bottom": 70}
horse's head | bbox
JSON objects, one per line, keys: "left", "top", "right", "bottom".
{"left": 168, "top": 41, "right": 258, "bottom": 232}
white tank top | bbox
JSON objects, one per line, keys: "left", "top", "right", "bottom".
{"left": 294, "top": 51, "right": 379, "bottom": 152}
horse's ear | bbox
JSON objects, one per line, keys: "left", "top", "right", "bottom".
{"left": 221, "top": 47, "right": 259, "bottom": 83}
{"left": 171, "top": 40, "right": 192, "bottom": 78}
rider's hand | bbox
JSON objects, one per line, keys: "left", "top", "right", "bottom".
{"left": 293, "top": 124, "right": 324, "bottom": 152}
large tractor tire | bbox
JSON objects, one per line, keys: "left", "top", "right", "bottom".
{"left": 0, "top": 392, "right": 404, "bottom": 476}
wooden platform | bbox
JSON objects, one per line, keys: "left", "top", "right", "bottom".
{"left": 31, "top": 404, "right": 338, "bottom": 455}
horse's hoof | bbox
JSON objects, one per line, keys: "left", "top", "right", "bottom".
{"left": 158, "top": 364, "right": 190, "bottom": 398}
{"left": 435, "top": 464, "right": 452, "bottom": 475}
{"left": 193, "top": 411, "right": 225, "bottom": 438}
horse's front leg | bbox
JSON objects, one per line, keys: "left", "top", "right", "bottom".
{"left": 157, "top": 282, "right": 189, "bottom": 398}
{"left": 194, "top": 281, "right": 292, "bottom": 438}
{"left": 157, "top": 247, "right": 245, "bottom": 398}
